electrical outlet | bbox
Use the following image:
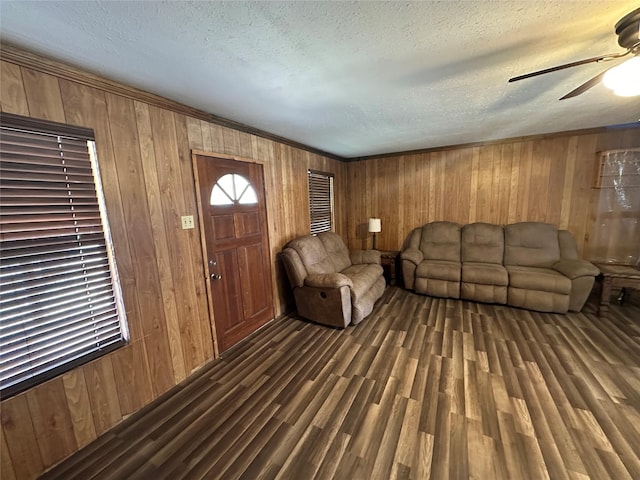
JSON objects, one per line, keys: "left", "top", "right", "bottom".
{"left": 181, "top": 215, "right": 195, "bottom": 229}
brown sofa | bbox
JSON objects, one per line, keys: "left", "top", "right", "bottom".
{"left": 281, "top": 232, "right": 386, "bottom": 327}
{"left": 401, "top": 221, "right": 599, "bottom": 313}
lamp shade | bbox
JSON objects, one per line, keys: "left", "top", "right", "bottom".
{"left": 368, "top": 218, "right": 381, "bottom": 233}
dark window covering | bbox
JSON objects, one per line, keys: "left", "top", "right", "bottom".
{"left": 308, "top": 169, "right": 334, "bottom": 235}
{"left": 0, "top": 113, "right": 128, "bottom": 398}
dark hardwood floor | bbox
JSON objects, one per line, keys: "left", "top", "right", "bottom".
{"left": 42, "top": 287, "right": 640, "bottom": 479}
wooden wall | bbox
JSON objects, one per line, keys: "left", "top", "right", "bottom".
{"left": 346, "top": 127, "right": 640, "bottom": 257}
{"left": 0, "top": 57, "right": 346, "bottom": 479}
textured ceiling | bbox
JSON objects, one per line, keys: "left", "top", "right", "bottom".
{"left": 1, "top": 1, "right": 639, "bottom": 158}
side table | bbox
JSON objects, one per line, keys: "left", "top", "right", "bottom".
{"left": 596, "top": 263, "right": 640, "bottom": 316}
{"left": 379, "top": 250, "right": 401, "bottom": 286}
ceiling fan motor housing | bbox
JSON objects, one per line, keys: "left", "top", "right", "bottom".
{"left": 616, "top": 7, "right": 640, "bottom": 51}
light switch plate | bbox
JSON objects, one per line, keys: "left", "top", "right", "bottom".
{"left": 181, "top": 215, "right": 195, "bottom": 229}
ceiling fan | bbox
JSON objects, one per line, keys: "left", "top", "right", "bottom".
{"left": 509, "top": 7, "right": 640, "bottom": 100}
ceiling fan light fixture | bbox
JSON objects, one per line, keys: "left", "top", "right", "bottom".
{"left": 602, "top": 56, "right": 640, "bottom": 96}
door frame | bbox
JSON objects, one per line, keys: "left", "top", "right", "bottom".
{"left": 191, "top": 149, "right": 274, "bottom": 357}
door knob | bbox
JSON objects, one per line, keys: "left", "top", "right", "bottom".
{"left": 211, "top": 273, "right": 222, "bottom": 280}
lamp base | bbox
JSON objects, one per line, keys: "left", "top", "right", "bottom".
{"left": 372, "top": 233, "right": 377, "bottom": 250}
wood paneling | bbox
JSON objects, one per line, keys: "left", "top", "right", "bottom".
{"left": 25, "top": 379, "right": 77, "bottom": 467}
{"left": 0, "top": 427, "right": 17, "bottom": 480}
{"left": 61, "top": 370, "right": 97, "bottom": 449}
{"left": 1, "top": 394, "right": 44, "bottom": 479}
{"left": 21, "top": 69, "right": 65, "bottom": 122}
{"left": 0, "top": 61, "right": 28, "bottom": 115}
{"left": 0, "top": 55, "right": 345, "bottom": 478}
{"left": 83, "top": 356, "right": 122, "bottom": 437}
{"left": 346, "top": 127, "right": 640, "bottom": 255}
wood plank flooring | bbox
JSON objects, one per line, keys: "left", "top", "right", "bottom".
{"left": 41, "top": 287, "right": 640, "bottom": 479}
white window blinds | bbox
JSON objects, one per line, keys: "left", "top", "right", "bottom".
{"left": 308, "top": 169, "right": 334, "bottom": 235}
{"left": 0, "top": 113, "right": 128, "bottom": 398}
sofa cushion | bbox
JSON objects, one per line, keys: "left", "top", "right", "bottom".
{"left": 304, "top": 273, "right": 353, "bottom": 288}
{"left": 461, "top": 283, "right": 507, "bottom": 304}
{"left": 507, "top": 287, "right": 569, "bottom": 313}
{"left": 416, "top": 259, "right": 461, "bottom": 282}
{"left": 342, "top": 263, "right": 385, "bottom": 303}
{"left": 507, "top": 265, "right": 571, "bottom": 294}
{"left": 420, "top": 222, "right": 461, "bottom": 261}
{"left": 318, "top": 231, "right": 352, "bottom": 272}
{"left": 504, "top": 222, "right": 560, "bottom": 267}
{"left": 352, "top": 276, "right": 386, "bottom": 324}
{"left": 462, "top": 262, "right": 508, "bottom": 286}
{"left": 350, "top": 249, "right": 381, "bottom": 265}
{"left": 415, "top": 277, "right": 460, "bottom": 298}
{"left": 287, "top": 234, "right": 335, "bottom": 275}
{"left": 462, "top": 223, "right": 504, "bottom": 264}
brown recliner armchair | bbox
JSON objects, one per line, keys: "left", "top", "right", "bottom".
{"left": 281, "top": 232, "right": 386, "bottom": 327}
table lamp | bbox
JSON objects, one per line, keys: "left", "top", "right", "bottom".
{"left": 368, "top": 218, "right": 381, "bottom": 250}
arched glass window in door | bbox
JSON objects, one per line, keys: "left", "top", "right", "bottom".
{"left": 210, "top": 173, "right": 258, "bottom": 206}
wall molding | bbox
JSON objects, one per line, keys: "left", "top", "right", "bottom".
{"left": 349, "top": 123, "right": 640, "bottom": 162}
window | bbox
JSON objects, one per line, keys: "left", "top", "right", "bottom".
{"left": 210, "top": 173, "right": 257, "bottom": 206}
{"left": 308, "top": 169, "right": 334, "bottom": 235}
{"left": 590, "top": 148, "right": 640, "bottom": 265}
{"left": 0, "top": 113, "right": 128, "bottom": 398}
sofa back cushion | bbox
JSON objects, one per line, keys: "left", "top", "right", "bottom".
{"left": 420, "top": 222, "right": 461, "bottom": 262}
{"left": 504, "top": 222, "right": 560, "bottom": 267}
{"left": 462, "top": 223, "right": 504, "bottom": 264}
{"left": 286, "top": 234, "right": 335, "bottom": 275}
{"left": 318, "top": 232, "right": 352, "bottom": 272}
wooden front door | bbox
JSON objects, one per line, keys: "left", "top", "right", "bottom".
{"left": 193, "top": 154, "right": 274, "bottom": 353}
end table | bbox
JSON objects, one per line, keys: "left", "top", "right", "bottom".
{"left": 595, "top": 263, "right": 640, "bottom": 316}
{"left": 379, "top": 250, "right": 401, "bottom": 286}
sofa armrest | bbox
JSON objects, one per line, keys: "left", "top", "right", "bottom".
{"left": 305, "top": 273, "right": 354, "bottom": 289}
{"left": 350, "top": 249, "right": 381, "bottom": 265}
{"left": 553, "top": 259, "right": 600, "bottom": 279}
{"left": 400, "top": 248, "right": 424, "bottom": 265}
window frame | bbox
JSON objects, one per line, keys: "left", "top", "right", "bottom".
{"left": 0, "top": 112, "right": 129, "bottom": 399}
{"left": 307, "top": 169, "right": 334, "bottom": 235}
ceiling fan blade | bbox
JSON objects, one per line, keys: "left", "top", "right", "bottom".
{"left": 559, "top": 69, "right": 609, "bottom": 100}
{"left": 508, "top": 51, "right": 628, "bottom": 82}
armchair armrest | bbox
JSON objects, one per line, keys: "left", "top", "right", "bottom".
{"left": 350, "top": 249, "right": 381, "bottom": 265}
{"left": 400, "top": 248, "right": 424, "bottom": 265}
{"left": 304, "top": 273, "right": 354, "bottom": 289}
{"left": 553, "top": 259, "right": 600, "bottom": 279}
